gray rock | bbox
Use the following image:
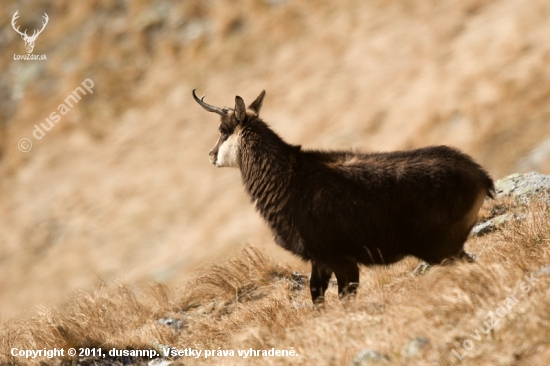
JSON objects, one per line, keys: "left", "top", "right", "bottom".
{"left": 157, "top": 317, "right": 184, "bottom": 331}
{"left": 472, "top": 172, "right": 550, "bottom": 237}
{"left": 353, "top": 349, "right": 390, "bottom": 365}
{"left": 151, "top": 341, "right": 171, "bottom": 355}
{"left": 495, "top": 172, "right": 550, "bottom": 203}
{"left": 403, "top": 336, "right": 429, "bottom": 357}
{"left": 472, "top": 214, "right": 512, "bottom": 237}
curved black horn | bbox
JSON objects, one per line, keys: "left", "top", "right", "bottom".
{"left": 192, "top": 89, "right": 228, "bottom": 116}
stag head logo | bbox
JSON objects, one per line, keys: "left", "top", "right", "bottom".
{"left": 11, "top": 11, "right": 49, "bottom": 54}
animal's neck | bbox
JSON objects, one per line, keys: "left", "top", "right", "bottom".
{"left": 239, "top": 122, "right": 298, "bottom": 213}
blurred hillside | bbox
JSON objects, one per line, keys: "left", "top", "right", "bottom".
{"left": 1, "top": 0, "right": 550, "bottom": 319}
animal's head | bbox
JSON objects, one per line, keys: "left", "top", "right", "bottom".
{"left": 193, "top": 89, "right": 265, "bottom": 168}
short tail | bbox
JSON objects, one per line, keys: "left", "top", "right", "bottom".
{"left": 483, "top": 173, "right": 495, "bottom": 199}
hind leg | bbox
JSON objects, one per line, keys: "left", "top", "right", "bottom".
{"left": 420, "top": 188, "right": 485, "bottom": 265}
{"left": 414, "top": 233, "right": 475, "bottom": 274}
{"left": 440, "top": 191, "right": 485, "bottom": 264}
{"left": 310, "top": 261, "right": 333, "bottom": 304}
{"left": 440, "top": 222, "right": 478, "bottom": 265}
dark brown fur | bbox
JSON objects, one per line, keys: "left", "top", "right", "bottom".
{"left": 193, "top": 89, "right": 495, "bottom": 303}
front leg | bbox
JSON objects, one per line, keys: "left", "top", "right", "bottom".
{"left": 332, "top": 259, "right": 360, "bottom": 300}
{"left": 310, "top": 261, "right": 333, "bottom": 304}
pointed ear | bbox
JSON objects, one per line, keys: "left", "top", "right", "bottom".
{"left": 248, "top": 90, "right": 266, "bottom": 115}
{"left": 235, "top": 96, "right": 246, "bottom": 122}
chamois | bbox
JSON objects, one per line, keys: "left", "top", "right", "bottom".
{"left": 193, "top": 89, "right": 494, "bottom": 304}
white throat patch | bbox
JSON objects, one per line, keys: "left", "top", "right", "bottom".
{"left": 216, "top": 133, "right": 240, "bottom": 168}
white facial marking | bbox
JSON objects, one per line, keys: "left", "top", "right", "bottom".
{"left": 216, "top": 133, "right": 240, "bottom": 168}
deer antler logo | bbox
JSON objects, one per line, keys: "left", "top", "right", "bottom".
{"left": 11, "top": 11, "right": 49, "bottom": 54}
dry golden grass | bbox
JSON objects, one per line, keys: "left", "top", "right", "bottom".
{"left": 2, "top": 197, "right": 549, "bottom": 365}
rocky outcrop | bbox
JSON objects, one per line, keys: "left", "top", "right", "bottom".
{"left": 472, "top": 172, "right": 550, "bottom": 236}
